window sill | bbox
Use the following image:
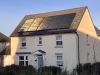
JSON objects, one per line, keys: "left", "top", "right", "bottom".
{"left": 37, "top": 44, "right": 43, "bottom": 46}
{"left": 55, "top": 46, "right": 63, "bottom": 48}
{"left": 20, "top": 47, "right": 27, "bottom": 49}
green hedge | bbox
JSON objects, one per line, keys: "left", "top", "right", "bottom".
{"left": 76, "top": 62, "right": 100, "bottom": 75}
{"left": 0, "top": 65, "right": 64, "bottom": 75}
{"left": 38, "top": 66, "right": 61, "bottom": 75}
{"left": 0, "top": 65, "right": 36, "bottom": 75}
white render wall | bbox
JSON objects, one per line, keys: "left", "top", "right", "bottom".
{"left": 77, "top": 9, "right": 100, "bottom": 64}
{"left": 10, "top": 33, "right": 78, "bottom": 72}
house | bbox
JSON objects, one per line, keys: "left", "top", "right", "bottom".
{"left": 4, "top": 7, "right": 100, "bottom": 73}
{"left": 0, "top": 32, "right": 10, "bottom": 66}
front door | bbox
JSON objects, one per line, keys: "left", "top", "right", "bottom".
{"left": 37, "top": 55, "right": 43, "bottom": 69}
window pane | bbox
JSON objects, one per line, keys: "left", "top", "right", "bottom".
{"left": 25, "top": 61, "right": 28, "bottom": 66}
{"left": 20, "top": 37, "right": 26, "bottom": 47}
{"left": 19, "top": 56, "right": 24, "bottom": 60}
{"left": 56, "top": 35, "right": 62, "bottom": 40}
{"left": 26, "top": 56, "right": 28, "bottom": 60}
{"left": 39, "top": 37, "right": 42, "bottom": 40}
{"left": 38, "top": 36, "right": 42, "bottom": 45}
{"left": 22, "top": 42, "right": 26, "bottom": 47}
{"left": 39, "top": 41, "right": 42, "bottom": 44}
{"left": 57, "top": 61, "right": 63, "bottom": 66}
{"left": 57, "top": 56, "right": 62, "bottom": 60}
{"left": 56, "top": 41, "right": 62, "bottom": 45}
{"left": 19, "top": 61, "right": 24, "bottom": 66}
{"left": 21, "top": 37, "right": 26, "bottom": 42}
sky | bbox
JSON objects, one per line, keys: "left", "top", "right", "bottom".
{"left": 0, "top": 0, "right": 100, "bottom": 36}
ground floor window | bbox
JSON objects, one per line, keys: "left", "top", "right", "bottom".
{"left": 56, "top": 53, "right": 63, "bottom": 67}
{"left": 19, "top": 56, "right": 28, "bottom": 66}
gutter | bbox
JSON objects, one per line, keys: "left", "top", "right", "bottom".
{"left": 75, "top": 32, "right": 80, "bottom": 65}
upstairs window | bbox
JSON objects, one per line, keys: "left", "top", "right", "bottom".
{"left": 56, "top": 35, "right": 63, "bottom": 46}
{"left": 20, "top": 37, "right": 26, "bottom": 48}
{"left": 38, "top": 36, "right": 42, "bottom": 46}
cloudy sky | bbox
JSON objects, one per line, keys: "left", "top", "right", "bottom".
{"left": 0, "top": 0, "right": 100, "bottom": 36}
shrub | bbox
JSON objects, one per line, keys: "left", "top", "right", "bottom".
{"left": 0, "top": 64, "right": 36, "bottom": 75}
{"left": 76, "top": 64, "right": 83, "bottom": 74}
{"left": 39, "top": 66, "right": 62, "bottom": 75}
{"left": 61, "top": 70, "right": 68, "bottom": 75}
{"left": 83, "top": 63, "right": 92, "bottom": 75}
{"left": 92, "top": 62, "right": 100, "bottom": 75}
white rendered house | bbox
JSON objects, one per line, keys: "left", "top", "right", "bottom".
{"left": 4, "top": 7, "right": 100, "bottom": 72}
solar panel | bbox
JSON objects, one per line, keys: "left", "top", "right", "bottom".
{"left": 25, "top": 19, "right": 34, "bottom": 23}
{"left": 37, "top": 13, "right": 76, "bottom": 30}
{"left": 37, "top": 19, "right": 48, "bottom": 30}
{"left": 19, "top": 13, "right": 76, "bottom": 32}
{"left": 20, "top": 19, "right": 34, "bottom": 31}
{"left": 28, "top": 18, "right": 44, "bottom": 31}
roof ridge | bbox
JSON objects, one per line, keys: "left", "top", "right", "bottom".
{"left": 0, "top": 32, "right": 9, "bottom": 42}
{"left": 25, "top": 6, "right": 87, "bottom": 18}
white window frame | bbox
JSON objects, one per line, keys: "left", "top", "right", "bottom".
{"left": 20, "top": 37, "right": 26, "bottom": 48}
{"left": 56, "top": 35, "right": 63, "bottom": 46}
{"left": 19, "top": 56, "right": 28, "bottom": 66}
{"left": 38, "top": 36, "right": 42, "bottom": 46}
{"left": 56, "top": 53, "right": 63, "bottom": 67}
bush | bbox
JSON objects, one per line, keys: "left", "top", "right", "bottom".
{"left": 0, "top": 65, "right": 69, "bottom": 75}
{"left": 83, "top": 63, "right": 92, "bottom": 75}
{"left": 76, "top": 64, "right": 82, "bottom": 74}
{"left": 0, "top": 64, "right": 36, "bottom": 75}
{"left": 92, "top": 62, "right": 100, "bottom": 75}
{"left": 39, "top": 66, "right": 62, "bottom": 75}
{"left": 61, "top": 70, "right": 68, "bottom": 75}
{"left": 76, "top": 63, "right": 100, "bottom": 75}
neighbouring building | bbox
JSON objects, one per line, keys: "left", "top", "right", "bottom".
{"left": 4, "top": 7, "right": 100, "bottom": 73}
{"left": 0, "top": 32, "right": 10, "bottom": 66}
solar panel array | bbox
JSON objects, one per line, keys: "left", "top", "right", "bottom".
{"left": 20, "top": 13, "right": 76, "bottom": 32}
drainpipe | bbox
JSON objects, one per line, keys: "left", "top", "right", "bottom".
{"left": 75, "top": 32, "right": 80, "bottom": 65}
{"left": 75, "top": 32, "right": 81, "bottom": 75}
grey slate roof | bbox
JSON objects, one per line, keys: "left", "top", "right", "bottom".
{"left": 0, "top": 32, "right": 10, "bottom": 55}
{"left": 0, "top": 32, "right": 9, "bottom": 42}
{"left": 11, "top": 7, "right": 87, "bottom": 37}
{"left": 94, "top": 26, "right": 100, "bottom": 36}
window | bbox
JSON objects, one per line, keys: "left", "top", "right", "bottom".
{"left": 86, "top": 34, "right": 90, "bottom": 46}
{"left": 56, "top": 35, "right": 63, "bottom": 46}
{"left": 38, "top": 36, "right": 42, "bottom": 45}
{"left": 19, "top": 56, "right": 28, "bottom": 66}
{"left": 56, "top": 53, "right": 63, "bottom": 67}
{"left": 20, "top": 37, "right": 26, "bottom": 48}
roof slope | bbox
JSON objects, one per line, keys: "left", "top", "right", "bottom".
{"left": 94, "top": 26, "right": 100, "bottom": 36}
{"left": 0, "top": 32, "right": 9, "bottom": 42}
{"left": 0, "top": 32, "right": 10, "bottom": 55}
{"left": 11, "top": 7, "right": 87, "bottom": 36}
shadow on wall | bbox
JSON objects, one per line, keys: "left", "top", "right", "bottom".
{"left": 77, "top": 30, "right": 100, "bottom": 64}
